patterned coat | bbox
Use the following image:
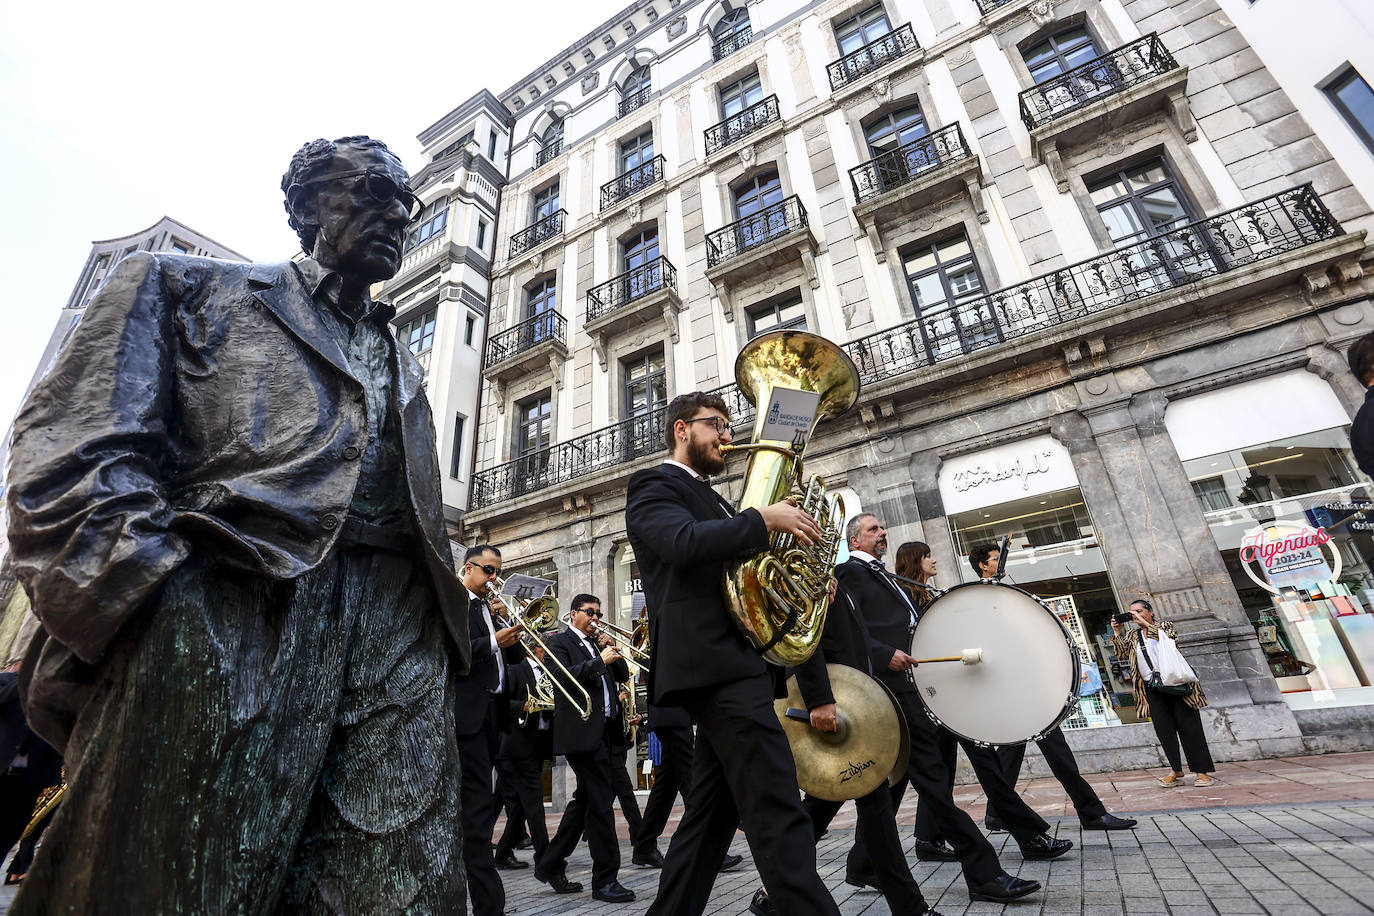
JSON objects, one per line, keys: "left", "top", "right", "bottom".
{"left": 1112, "top": 620, "right": 1208, "bottom": 720}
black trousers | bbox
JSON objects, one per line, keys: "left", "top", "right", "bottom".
{"left": 494, "top": 735, "right": 549, "bottom": 860}
{"left": 646, "top": 674, "right": 838, "bottom": 916}
{"left": 912, "top": 726, "right": 1050, "bottom": 845}
{"left": 805, "top": 787, "right": 927, "bottom": 913}
{"left": 853, "top": 690, "right": 1003, "bottom": 887}
{"left": 984, "top": 729, "right": 1106, "bottom": 822}
{"left": 12, "top": 547, "right": 462, "bottom": 916}
{"left": 456, "top": 703, "right": 506, "bottom": 916}
{"left": 610, "top": 742, "right": 644, "bottom": 838}
{"left": 540, "top": 730, "right": 621, "bottom": 889}
{"left": 0, "top": 774, "right": 44, "bottom": 867}
{"left": 1146, "top": 688, "right": 1215, "bottom": 774}
{"left": 634, "top": 724, "right": 694, "bottom": 855}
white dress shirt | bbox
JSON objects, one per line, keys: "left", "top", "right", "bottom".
{"left": 851, "top": 549, "right": 917, "bottom": 627}
{"left": 467, "top": 587, "right": 505, "bottom": 693}
{"left": 575, "top": 627, "right": 614, "bottom": 717}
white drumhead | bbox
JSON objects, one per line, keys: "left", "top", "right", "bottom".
{"left": 909, "top": 582, "right": 1078, "bottom": 746}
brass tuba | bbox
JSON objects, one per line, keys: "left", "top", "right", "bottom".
{"left": 720, "top": 330, "right": 860, "bottom": 667}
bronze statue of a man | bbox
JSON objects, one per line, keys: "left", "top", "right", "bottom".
{"left": 5, "top": 137, "right": 469, "bottom": 913}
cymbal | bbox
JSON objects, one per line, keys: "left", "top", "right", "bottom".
{"left": 774, "top": 664, "right": 903, "bottom": 802}
{"left": 875, "top": 677, "right": 910, "bottom": 787}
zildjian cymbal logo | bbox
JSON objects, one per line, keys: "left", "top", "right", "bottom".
{"left": 839, "top": 759, "right": 876, "bottom": 783}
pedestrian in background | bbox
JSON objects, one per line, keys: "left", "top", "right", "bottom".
{"left": 1112, "top": 600, "right": 1216, "bottom": 787}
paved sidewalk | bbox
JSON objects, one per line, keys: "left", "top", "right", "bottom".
{"left": 4, "top": 752, "right": 1374, "bottom": 914}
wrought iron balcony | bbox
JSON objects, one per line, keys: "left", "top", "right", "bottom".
{"left": 534, "top": 139, "right": 562, "bottom": 167}
{"left": 470, "top": 382, "right": 754, "bottom": 509}
{"left": 706, "top": 196, "right": 809, "bottom": 268}
{"left": 704, "top": 95, "right": 781, "bottom": 155}
{"left": 849, "top": 123, "right": 973, "bottom": 204}
{"left": 827, "top": 24, "right": 920, "bottom": 91}
{"left": 600, "top": 156, "right": 666, "bottom": 211}
{"left": 587, "top": 256, "right": 679, "bottom": 323}
{"left": 712, "top": 25, "right": 753, "bottom": 61}
{"left": 974, "top": 0, "right": 1015, "bottom": 13}
{"left": 618, "top": 86, "right": 653, "bottom": 118}
{"left": 844, "top": 186, "right": 1341, "bottom": 386}
{"left": 1019, "top": 34, "right": 1178, "bottom": 131}
{"left": 508, "top": 209, "right": 566, "bottom": 259}
{"left": 485, "top": 310, "right": 567, "bottom": 367}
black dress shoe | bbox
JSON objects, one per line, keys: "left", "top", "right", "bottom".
{"left": 912, "top": 837, "right": 959, "bottom": 862}
{"left": 592, "top": 880, "right": 636, "bottom": 903}
{"left": 516, "top": 836, "right": 533, "bottom": 849}
{"left": 721, "top": 853, "right": 744, "bottom": 871}
{"left": 494, "top": 851, "right": 528, "bottom": 870}
{"left": 536, "top": 872, "right": 583, "bottom": 894}
{"left": 1081, "top": 813, "right": 1138, "bottom": 830}
{"left": 983, "top": 815, "right": 1006, "bottom": 832}
{"left": 749, "top": 890, "right": 775, "bottom": 916}
{"left": 1019, "top": 833, "right": 1074, "bottom": 860}
{"left": 632, "top": 848, "right": 665, "bottom": 868}
{"left": 967, "top": 873, "right": 1041, "bottom": 902}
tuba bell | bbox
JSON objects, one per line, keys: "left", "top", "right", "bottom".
{"left": 720, "top": 330, "right": 860, "bottom": 667}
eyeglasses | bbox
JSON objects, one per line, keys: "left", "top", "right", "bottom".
{"left": 683, "top": 416, "right": 731, "bottom": 435}
{"left": 467, "top": 562, "right": 501, "bottom": 576}
{"left": 579, "top": 608, "right": 603, "bottom": 618}
{"left": 290, "top": 168, "right": 423, "bottom": 219}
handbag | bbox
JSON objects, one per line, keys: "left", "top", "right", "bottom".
{"left": 1155, "top": 630, "right": 1199, "bottom": 687}
{"left": 1138, "top": 635, "right": 1194, "bottom": 697}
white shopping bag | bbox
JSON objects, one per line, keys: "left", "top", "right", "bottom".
{"left": 1155, "top": 631, "right": 1199, "bottom": 687}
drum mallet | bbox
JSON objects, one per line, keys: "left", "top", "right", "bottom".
{"left": 912, "top": 648, "right": 983, "bottom": 665}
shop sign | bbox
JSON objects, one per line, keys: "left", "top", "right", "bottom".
{"left": 938, "top": 435, "right": 1079, "bottom": 515}
{"left": 1238, "top": 522, "right": 1341, "bottom": 593}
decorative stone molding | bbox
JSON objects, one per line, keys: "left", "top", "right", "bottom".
{"left": 667, "top": 15, "right": 688, "bottom": 39}
{"left": 859, "top": 398, "right": 897, "bottom": 430}
{"left": 738, "top": 144, "right": 755, "bottom": 169}
{"left": 1338, "top": 259, "right": 1366, "bottom": 283}
{"left": 674, "top": 90, "right": 691, "bottom": 115}
{"left": 870, "top": 77, "right": 890, "bottom": 100}
{"left": 562, "top": 493, "right": 594, "bottom": 518}
{"left": 1028, "top": 0, "right": 1056, "bottom": 27}
{"left": 581, "top": 72, "right": 600, "bottom": 95}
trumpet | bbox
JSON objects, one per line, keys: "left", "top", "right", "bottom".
{"left": 486, "top": 576, "right": 593, "bottom": 722}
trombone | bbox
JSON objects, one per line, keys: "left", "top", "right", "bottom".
{"left": 591, "top": 617, "right": 652, "bottom": 673}
{"left": 486, "top": 577, "right": 593, "bottom": 721}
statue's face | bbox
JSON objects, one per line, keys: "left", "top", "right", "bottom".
{"left": 309, "top": 145, "right": 413, "bottom": 283}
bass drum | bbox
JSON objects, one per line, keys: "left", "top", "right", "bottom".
{"left": 909, "top": 581, "right": 1079, "bottom": 747}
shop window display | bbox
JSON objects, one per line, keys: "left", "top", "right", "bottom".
{"left": 1183, "top": 426, "right": 1374, "bottom": 707}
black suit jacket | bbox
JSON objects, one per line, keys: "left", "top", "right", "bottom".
{"left": 502, "top": 661, "right": 552, "bottom": 761}
{"left": 789, "top": 582, "right": 876, "bottom": 710}
{"left": 0, "top": 672, "right": 62, "bottom": 787}
{"left": 547, "top": 627, "right": 629, "bottom": 756}
{"left": 835, "top": 557, "right": 918, "bottom": 697}
{"left": 625, "top": 464, "right": 774, "bottom": 707}
{"left": 6, "top": 254, "right": 471, "bottom": 751}
{"left": 455, "top": 596, "right": 526, "bottom": 737}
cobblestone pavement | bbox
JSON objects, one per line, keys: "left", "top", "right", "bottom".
{"left": 4, "top": 752, "right": 1374, "bottom": 914}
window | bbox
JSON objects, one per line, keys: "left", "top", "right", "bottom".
{"left": 1024, "top": 26, "right": 1101, "bottom": 84}
{"left": 169, "top": 239, "right": 191, "bottom": 255}
{"left": 405, "top": 197, "right": 449, "bottom": 252}
{"left": 733, "top": 171, "right": 784, "bottom": 218}
{"left": 1087, "top": 159, "right": 1194, "bottom": 246}
{"left": 731, "top": 170, "right": 788, "bottom": 251}
{"left": 477, "top": 218, "right": 488, "bottom": 251}
{"left": 1324, "top": 65, "right": 1374, "bottom": 154}
{"left": 714, "top": 7, "right": 750, "bottom": 42}
{"left": 451, "top": 414, "right": 467, "bottom": 478}
{"left": 396, "top": 308, "right": 438, "bottom": 358}
{"left": 834, "top": 4, "right": 892, "bottom": 56}
{"left": 863, "top": 105, "right": 928, "bottom": 156}
{"left": 437, "top": 132, "right": 474, "bottom": 160}
{"left": 623, "top": 349, "right": 667, "bottom": 457}
{"left": 532, "top": 183, "right": 560, "bottom": 221}
{"left": 622, "top": 64, "right": 652, "bottom": 98}
{"left": 464, "top": 314, "right": 476, "bottom": 346}
{"left": 720, "top": 71, "right": 764, "bottom": 118}
{"left": 488, "top": 130, "right": 498, "bottom": 160}
{"left": 526, "top": 276, "right": 557, "bottom": 343}
{"left": 620, "top": 130, "right": 655, "bottom": 174}
{"left": 747, "top": 294, "right": 807, "bottom": 337}
{"left": 901, "top": 233, "right": 997, "bottom": 359}
{"left": 542, "top": 119, "right": 563, "bottom": 151}
{"left": 622, "top": 227, "right": 663, "bottom": 298}
{"left": 515, "top": 393, "right": 553, "bottom": 457}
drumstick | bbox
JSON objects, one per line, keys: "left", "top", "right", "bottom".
{"left": 912, "top": 649, "right": 983, "bottom": 665}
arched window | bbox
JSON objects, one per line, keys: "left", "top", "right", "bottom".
{"left": 619, "top": 65, "right": 653, "bottom": 117}
{"left": 863, "top": 105, "right": 928, "bottom": 156}
{"left": 712, "top": 7, "right": 753, "bottom": 60}
{"left": 1024, "top": 26, "right": 1101, "bottom": 83}
{"left": 536, "top": 119, "right": 564, "bottom": 166}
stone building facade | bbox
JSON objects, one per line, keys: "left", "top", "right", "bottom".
{"left": 458, "top": 0, "right": 1374, "bottom": 771}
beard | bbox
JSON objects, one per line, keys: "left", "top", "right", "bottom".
{"left": 687, "top": 434, "right": 726, "bottom": 476}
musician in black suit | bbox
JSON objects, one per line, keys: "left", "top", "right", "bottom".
{"left": 626, "top": 390, "right": 839, "bottom": 916}
{"left": 749, "top": 581, "right": 941, "bottom": 916}
{"left": 838, "top": 514, "right": 1051, "bottom": 903}
{"left": 494, "top": 646, "right": 554, "bottom": 869}
{"left": 965, "top": 545, "right": 1137, "bottom": 833}
{"left": 454, "top": 545, "right": 527, "bottom": 916}
{"left": 0, "top": 668, "right": 62, "bottom": 877}
{"left": 536, "top": 594, "right": 636, "bottom": 903}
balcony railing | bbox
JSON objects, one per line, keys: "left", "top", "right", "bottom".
{"left": 618, "top": 86, "right": 653, "bottom": 118}
{"left": 508, "top": 209, "right": 566, "bottom": 258}
{"left": 470, "top": 382, "right": 754, "bottom": 509}
{"left": 587, "top": 256, "right": 678, "bottom": 323}
{"left": 600, "top": 155, "right": 666, "bottom": 210}
{"left": 1019, "top": 34, "right": 1178, "bottom": 131}
{"left": 712, "top": 25, "right": 753, "bottom": 61}
{"left": 849, "top": 123, "right": 973, "bottom": 204}
{"left": 704, "top": 95, "right": 781, "bottom": 155}
{"left": 974, "top": 0, "right": 1015, "bottom": 13}
{"left": 534, "top": 139, "right": 562, "bottom": 167}
{"left": 706, "top": 196, "right": 809, "bottom": 268}
{"left": 844, "top": 185, "right": 1341, "bottom": 386}
{"left": 827, "top": 24, "right": 920, "bottom": 91}
{"left": 485, "top": 310, "right": 567, "bottom": 366}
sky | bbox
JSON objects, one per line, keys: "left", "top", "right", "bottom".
{"left": 0, "top": 0, "right": 629, "bottom": 441}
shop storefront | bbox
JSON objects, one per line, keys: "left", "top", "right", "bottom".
{"left": 1167, "top": 370, "right": 1374, "bottom": 710}
{"left": 612, "top": 542, "right": 651, "bottom": 788}
{"left": 939, "top": 436, "right": 1126, "bottom": 728}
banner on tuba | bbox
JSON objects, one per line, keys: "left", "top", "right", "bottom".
{"left": 757, "top": 387, "right": 820, "bottom": 447}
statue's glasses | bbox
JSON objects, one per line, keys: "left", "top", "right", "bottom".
{"left": 290, "top": 168, "right": 424, "bottom": 219}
